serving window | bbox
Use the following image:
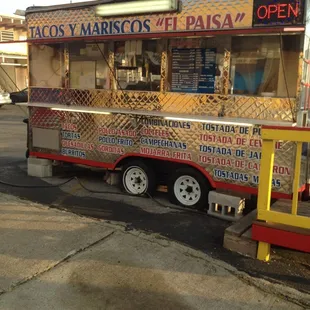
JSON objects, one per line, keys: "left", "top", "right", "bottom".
{"left": 69, "top": 42, "right": 110, "bottom": 90}
{"left": 114, "top": 40, "right": 162, "bottom": 91}
{"left": 28, "top": 33, "right": 301, "bottom": 100}
{"left": 29, "top": 44, "right": 65, "bottom": 88}
{"left": 230, "top": 35, "right": 300, "bottom": 98}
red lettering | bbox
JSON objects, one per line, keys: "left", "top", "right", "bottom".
{"left": 212, "top": 14, "right": 221, "bottom": 28}
{"left": 249, "top": 139, "right": 262, "bottom": 148}
{"left": 235, "top": 160, "right": 245, "bottom": 168}
{"left": 248, "top": 162, "right": 260, "bottom": 171}
{"left": 277, "top": 4, "right": 287, "bottom": 18}
{"left": 273, "top": 166, "right": 290, "bottom": 176}
{"left": 62, "top": 123, "right": 77, "bottom": 131}
{"left": 257, "top": 5, "right": 268, "bottom": 19}
{"left": 194, "top": 16, "right": 204, "bottom": 30}
{"left": 236, "top": 137, "right": 246, "bottom": 146}
{"left": 206, "top": 15, "right": 211, "bottom": 29}
{"left": 257, "top": 3, "right": 299, "bottom": 21}
{"left": 164, "top": 17, "right": 177, "bottom": 31}
{"left": 288, "top": 3, "right": 298, "bottom": 17}
{"left": 186, "top": 16, "right": 195, "bottom": 30}
{"left": 172, "top": 17, "right": 177, "bottom": 30}
{"left": 172, "top": 152, "right": 192, "bottom": 161}
{"left": 268, "top": 4, "right": 277, "bottom": 18}
{"left": 222, "top": 14, "right": 233, "bottom": 28}
{"left": 164, "top": 17, "right": 172, "bottom": 31}
{"left": 275, "top": 141, "right": 283, "bottom": 150}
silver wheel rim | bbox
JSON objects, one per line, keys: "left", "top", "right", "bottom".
{"left": 174, "top": 175, "right": 201, "bottom": 206}
{"left": 123, "top": 166, "right": 148, "bottom": 195}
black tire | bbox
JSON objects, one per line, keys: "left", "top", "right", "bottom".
{"left": 121, "top": 160, "right": 156, "bottom": 196}
{"left": 168, "top": 167, "right": 210, "bottom": 210}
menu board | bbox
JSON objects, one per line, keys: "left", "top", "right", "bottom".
{"left": 171, "top": 48, "right": 216, "bottom": 94}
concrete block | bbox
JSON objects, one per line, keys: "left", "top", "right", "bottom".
{"left": 105, "top": 171, "right": 120, "bottom": 186}
{"left": 208, "top": 191, "right": 245, "bottom": 221}
{"left": 28, "top": 158, "right": 53, "bottom": 178}
{"left": 28, "top": 157, "right": 52, "bottom": 166}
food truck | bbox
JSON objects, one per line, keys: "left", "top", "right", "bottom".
{"left": 23, "top": 0, "right": 310, "bottom": 209}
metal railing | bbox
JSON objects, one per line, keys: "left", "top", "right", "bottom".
{"left": 257, "top": 125, "right": 310, "bottom": 261}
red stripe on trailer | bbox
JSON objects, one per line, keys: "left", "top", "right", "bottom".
{"left": 252, "top": 223, "right": 310, "bottom": 253}
{"left": 30, "top": 151, "right": 302, "bottom": 199}
{"left": 30, "top": 152, "right": 114, "bottom": 169}
{"left": 30, "top": 151, "right": 217, "bottom": 187}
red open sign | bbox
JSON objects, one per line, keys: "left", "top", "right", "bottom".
{"left": 257, "top": 3, "right": 298, "bottom": 20}
{"left": 253, "top": 0, "right": 304, "bottom": 26}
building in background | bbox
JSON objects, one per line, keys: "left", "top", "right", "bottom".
{"left": 0, "top": 13, "right": 27, "bottom": 92}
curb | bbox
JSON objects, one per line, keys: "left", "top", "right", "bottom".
{"left": 1, "top": 193, "right": 309, "bottom": 308}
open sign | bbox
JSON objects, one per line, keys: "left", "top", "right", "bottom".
{"left": 253, "top": 0, "right": 304, "bottom": 26}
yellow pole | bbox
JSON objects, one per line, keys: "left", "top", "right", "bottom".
{"left": 256, "top": 137, "right": 275, "bottom": 262}
{"left": 257, "top": 139, "right": 276, "bottom": 216}
{"left": 292, "top": 142, "right": 302, "bottom": 215}
{"left": 257, "top": 242, "right": 271, "bottom": 262}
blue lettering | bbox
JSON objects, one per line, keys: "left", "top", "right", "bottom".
{"left": 214, "top": 169, "right": 249, "bottom": 183}
{"left": 109, "top": 21, "right": 113, "bottom": 34}
{"left": 114, "top": 21, "right": 120, "bottom": 34}
{"left": 69, "top": 23, "right": 77, "bottom": 36}
{"left": 252, "top": 175, "right": 281, "bottom": 188}
{"left": 80, "top": 23, "right": 91, "bottom": 36}
{"left": 59, "top": 24, "right": 65, "bottom": 37}
{"left": 35, "top": 27, "right": 42, "bottom": 38}
{"left": 203, "top": 124, "right": 236, "bottom": 133}
{"left": 42, "top": 25, "right": 49, "bottom": 38}
{"left": 141, "top": 137, "right": 186, "bottom": 150}
{"left": 98, "top": 136, "right": 133, "bottom": 146}
{"left": 29, "top": 26, "right": 35, "bottom": 38}
{"left": 49, "top": 25, "right": 58, "bottom": 37}
{"left": 248, "top": 151, "right": 262, "bottom": 159}
{"left": 101, "top": 22, "right": 108, "bottom": 35}
{"left": 92, "top": 22, "right": 100, "bottom": 35}
{"left": 62, "top": 131, "right": 81, "bottom": 140}
{"left": 61, "top": 148, "right": 86, "bottom": 159}
{"left": 252, "top": 175, "right": 259, "bottom": 184}
{"left": 131, "top": 20, "right": 142, "bottom": 33}
{"left": 121, "top": 20, "right": 130, "bottom": 33}
{"left": 235, "top": 149, "right": 245, "bottom": 158}
{"left": 199, "top": 145, "right": 232, "bottom": 156}
{"left": 143, "top": 19, "right": 151, "bottom": 32}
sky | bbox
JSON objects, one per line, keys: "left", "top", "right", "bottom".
{"left": 2, "top": 0, "right": 94, "bottom": 14}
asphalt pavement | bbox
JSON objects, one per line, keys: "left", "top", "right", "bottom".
{"left": 0, "top": 104, "right": 309, "bottom": 297}
{"left": 0, "top": 193, "right": 306, "bottom": 309}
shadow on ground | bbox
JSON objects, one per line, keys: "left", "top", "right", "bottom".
{"left": 0, "top": 161, "right": 309, "bottom": 294}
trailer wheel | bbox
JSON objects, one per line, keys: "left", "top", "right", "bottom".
{"left": 168, "top": 167, "right": 210, "bottom": 210}
{"left": 121, "top": 160, "right": 156, "bottom": 196}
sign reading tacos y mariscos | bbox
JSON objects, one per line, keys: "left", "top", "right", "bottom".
{"left": 27, "top": 0, "right": 254, "bottom": 39}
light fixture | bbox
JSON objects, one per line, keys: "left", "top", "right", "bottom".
{"left": 284, "top": 27, "right": 304, "bottom": 32}
{"left": 96, "top": 0, "right": 178, "bottom": 17}
{"left": 0, "top": 63, "right": 27, "bottom": 66}
{"left": 165, "top": 116, "right": 253, "bottom": 127}
{"left": 51, "top": 108, "right": 111, "bottom": 115}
